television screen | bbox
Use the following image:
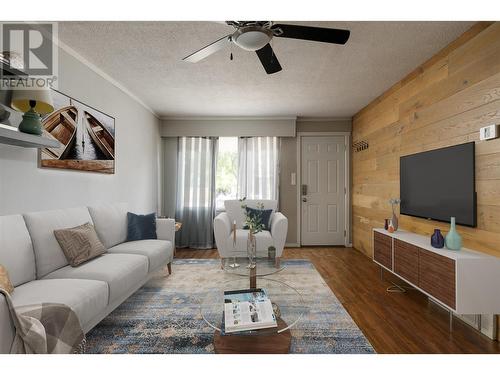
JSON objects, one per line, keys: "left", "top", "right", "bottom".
{"left": 400, "top": 142, "right": 476, "bottom": 227}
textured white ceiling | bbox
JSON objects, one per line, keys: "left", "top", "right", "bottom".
{"left": 58, "top": 21, "right": 474, "bottom": 118}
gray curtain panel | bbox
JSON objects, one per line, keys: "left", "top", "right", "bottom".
{"left": 237, "top": 136, "right": 280, "bottom": 201}
{"left": 175, "top": 137, "right": 218, "bottom": 249}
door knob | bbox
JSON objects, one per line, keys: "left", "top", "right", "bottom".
{"left": 302, "top": 197, "right": 307, "bottom": 202}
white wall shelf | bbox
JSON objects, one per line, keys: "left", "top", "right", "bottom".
{"left": 0, "top": 124, "right": 60, "bottom": 149}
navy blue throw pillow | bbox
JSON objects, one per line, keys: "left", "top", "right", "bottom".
{"left": 243, "top": 207, "right": 273, "bottom": 231}
{"left": 126, "top": 212, "right": 157, "bottom": 241}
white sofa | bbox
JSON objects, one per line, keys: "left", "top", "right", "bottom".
{"left": 214, "top": 200, "right": 288, "bottom": 266}
{"left": 0, "top": 203, "right": 174, "bottom": 354}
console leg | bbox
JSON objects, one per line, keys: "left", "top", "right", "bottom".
{"left": 167, "top": 262, "right": 172, "bottom": 275}
{"left": 449, "top": 310, "right": 453, "bottom": 332}
{"left": 220, "top": 258, "right": 224, "bottom": 269}
{"left": 275, "top": 257, "right": 281, "bottom": 268}
{"left": 478, "top": 314, "right": 482, "bottom": 332}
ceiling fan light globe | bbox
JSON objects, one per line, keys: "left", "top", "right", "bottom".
{"left": 233, "top": 29, "right": 272, "bottom": 51}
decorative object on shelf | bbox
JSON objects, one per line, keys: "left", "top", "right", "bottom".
{"left": 445, "top": 217, "right": 462, "bottom": 250}
{"left": 384, "top": 218, "right": 389, "bottom": 230}
{"left": 11, "top": 87, "right": 54, "bottom": 135}
{"left": 228, "top": 220, "right": 240, "bottom": 269}
{"left": 387, "top": 220, "right": 395, "bottom": 233}
{"left": 268, "top": 246, "right": 276, "bottom": 260}
{"left": 388, "top": 198, "right": 401, "bottom": 231}
{"left": 430, "top": 229, "right": 445, "bottom": 249}
{"left": 39, "top": 89, "right": 116, "bottom": 174}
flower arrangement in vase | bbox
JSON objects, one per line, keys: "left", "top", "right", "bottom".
{"left": 388, "top": 198, "right": 401, "bottom": 231}
{"left": 239, "top": 198, "right": 265, "bottom": 268}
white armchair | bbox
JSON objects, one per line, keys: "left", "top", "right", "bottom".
{"left": 214, "top": 200, "right": 288, "bottom": 267}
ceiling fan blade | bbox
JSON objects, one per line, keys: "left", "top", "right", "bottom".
{"left": 272, "top": 24, "right": 350, "bottom": 45}
{"left": 183, "top": 34, "right": 232, "bottom": 63}
{"left": 255, "top": 44, "right": 282, "bottom": 74}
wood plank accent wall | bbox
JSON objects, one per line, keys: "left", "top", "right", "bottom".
{"left": 352, "top": 22, "right": 500, "bottom": 261}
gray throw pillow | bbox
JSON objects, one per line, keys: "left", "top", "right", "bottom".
{"left": 54, "top": 222, "right": 107, "bottom": 267}
{"left": 126, "top": 212, "right": 157, "bottom": 241}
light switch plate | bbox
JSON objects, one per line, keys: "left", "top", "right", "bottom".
{"left": 291, "top": 172, "right": 296, "bottom": 186}
{"left": 480, "top": 124, "right": 498, "bottom": 141}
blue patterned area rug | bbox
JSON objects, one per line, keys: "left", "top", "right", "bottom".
{"left": 86, "top": 259, "right": 374, "bottom": 354}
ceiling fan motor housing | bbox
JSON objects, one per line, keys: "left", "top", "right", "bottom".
{"left": 232, "top": 26, "right": 273, "bottom": 51}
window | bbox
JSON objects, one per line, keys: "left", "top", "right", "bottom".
{"left": 215, "top": 137, "right": 238, "bottom": 210}
{"left": 215, "top": 136, "right": 279, "bottom": 210}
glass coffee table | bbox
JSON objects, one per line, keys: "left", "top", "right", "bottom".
{"left": 222, "top": 257, "right": 285, "bottom": 277}
{"left": 200, "top": 274, "right": 306, "bottom": 353}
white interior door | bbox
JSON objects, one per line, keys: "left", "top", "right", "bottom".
{"left": 301, "top": 136, "right": 346, "bottom": 246}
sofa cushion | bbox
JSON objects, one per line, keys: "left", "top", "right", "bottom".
{"left": 108, "top": 240, "right": 172, "bottom": 272}
{"left": 88, "top": 203, "right": 128, "bottom": 249}
{"left": 23, "top": 207, "right": 94, "bottom": 278}
{"left": 224, "top": 200, "right": 278, "bottom": 229}
{"left": 225, "top": 229, "right": 274, "bottom": 254}
{"left": 54, "top": 222, "right": 107, "bottom": 267}
{"left": 0, "top": 215, "right": 36, "bottom": 286}
{"left": 126, "top": 212, "right": 157, "bottom": 242}
{"left": 11, "top": 278, "right": 108, "bottom": 329}
{"left": 243, "top": 207, "right": 273, "bottom": 231}
{"left": 43, "top": 254, "right": 148, "bottom": 303}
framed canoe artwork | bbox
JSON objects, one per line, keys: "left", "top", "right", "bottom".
{"left": 39, "top": 89, "right": 115, "bottom": 174}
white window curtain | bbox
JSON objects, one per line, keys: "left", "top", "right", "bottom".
{"left": 175, "top": 137, "right": 218, "bottom": 249}
{"left": 237, "top": 137, "right": 280, "bottom": 201}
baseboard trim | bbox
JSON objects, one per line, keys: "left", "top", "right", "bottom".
{"left": 285, "top": 243, "right": 301, "bottom": 248}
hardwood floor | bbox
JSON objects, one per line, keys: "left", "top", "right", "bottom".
{"left": 175, "top": 246, "right": 500, "bottom": 354}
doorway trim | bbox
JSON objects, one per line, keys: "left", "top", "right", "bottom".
{"left": 296, "top": 132, "right": 351, "bottom": 247}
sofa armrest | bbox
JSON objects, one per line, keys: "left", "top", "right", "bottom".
{"left": 156, "top": 218, "right": 175, "bottom": 242}
{"left": 0, "top": 293, "right": 15, "bottom": 354}
{"left": 271, "top": 212, "right": 288, "bottom": 257}
{"left": 214, "top": 212, "right": 231, "bottom": 254}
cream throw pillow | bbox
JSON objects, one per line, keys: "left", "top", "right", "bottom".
{"left": 54, "top": 222, "right": 107, "bottom": 267}
{"left": 0, "top": 264, "right": 14, "bottom": 294}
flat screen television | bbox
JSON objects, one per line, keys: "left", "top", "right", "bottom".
{"left": 400, "top": 142, "right": 476, "bottom": 227}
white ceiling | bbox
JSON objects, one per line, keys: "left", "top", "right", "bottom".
{"left": 58, "top": 21, "right": 474, "bottom": 118}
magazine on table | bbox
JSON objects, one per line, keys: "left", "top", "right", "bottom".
{"left": 222, "top": 288, "right": 277, "bottom": 334}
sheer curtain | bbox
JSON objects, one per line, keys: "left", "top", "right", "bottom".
{"left": 175, "top": 137, "right": 218, "bottom": 249}
{"left": 237, "top": 137, "right": 280, "bottom": 200}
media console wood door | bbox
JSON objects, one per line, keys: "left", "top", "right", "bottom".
{"left": 373, "top": 229, "right": 500, "bottom": 315}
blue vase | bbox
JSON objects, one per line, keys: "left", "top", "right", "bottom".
{"left": 430, "top": 229, "right": 444, "bottom": 248}
{"left": 445, "top": 217, "right": 462, "bottom": 250}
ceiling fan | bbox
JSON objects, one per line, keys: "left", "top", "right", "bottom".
{"left": 183, "top": 21, "right": 350, "bottom": 74}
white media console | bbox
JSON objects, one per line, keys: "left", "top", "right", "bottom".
{"left": 372, "top": 228, "right": 500, "bottom": 330}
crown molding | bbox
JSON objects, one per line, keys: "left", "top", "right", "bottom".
{"left": 55, "top": 39, "right": 159, "bottom": 119}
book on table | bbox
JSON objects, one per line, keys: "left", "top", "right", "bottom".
{"left": 223, "top": 288, "right": 278, "bottom": 334}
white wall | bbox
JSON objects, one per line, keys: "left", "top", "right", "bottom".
{"left": 0, "top": 48, "right": 161, "bottom": 215}
{"left": 159, "top": 117, "right": 352, "bottom": 245}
